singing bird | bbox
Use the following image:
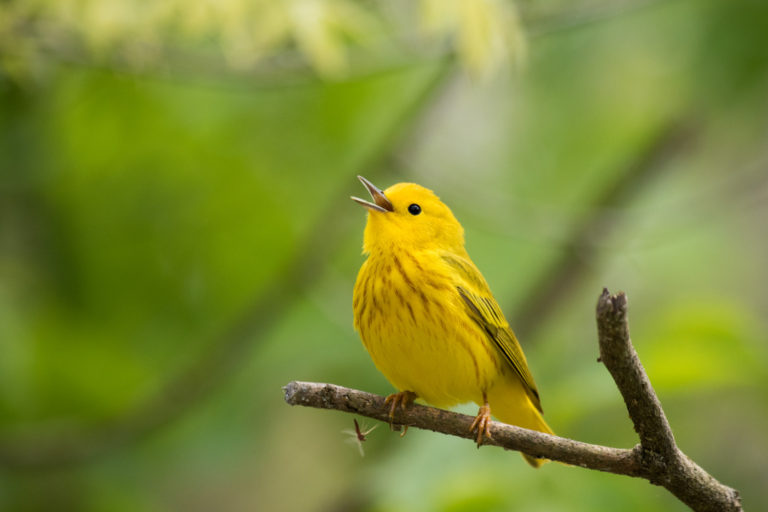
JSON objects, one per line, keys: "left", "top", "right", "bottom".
{"left": 351, "top": 176, "right": 553, "bottom": 467}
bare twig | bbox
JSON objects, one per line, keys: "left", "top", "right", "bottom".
{"left": 284, "top": 381, "right": 642, "bottom": 475}
{"left": 284, "top": 289, "right": 742, "bottom": 512}
{"left": 595, "top": 289, "right": 741, "bottom": 512}
{"left": 596, "top": 289, "right": 677, "bottom": 459}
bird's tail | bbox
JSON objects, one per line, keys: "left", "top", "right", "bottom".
{"left": 487, "top": 379, "right": 554, "bottom": 468}
{"left": 519, "top": 412, "right": 554, "bottom": 468}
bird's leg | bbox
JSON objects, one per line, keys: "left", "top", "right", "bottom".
{"left": 384, "top": 391, "right": 417, "bottom": 436}
{"left": 469, "top": 394, "right": 492, "bottom": 446}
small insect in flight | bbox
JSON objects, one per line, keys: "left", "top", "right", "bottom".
{"left": 343, "top": 418, "right": 378, "bottom": 457}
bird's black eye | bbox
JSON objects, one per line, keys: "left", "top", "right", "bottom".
{"left": 408, "top": 203, "right": 421, "bottom": 216}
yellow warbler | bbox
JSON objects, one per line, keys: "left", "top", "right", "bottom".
{"left": 351, "top": 176, "right": 553, "bottom": 467}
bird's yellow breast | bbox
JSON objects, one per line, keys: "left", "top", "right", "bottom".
{"left": 353, "top": 248, "right": 503, "bottom": 408}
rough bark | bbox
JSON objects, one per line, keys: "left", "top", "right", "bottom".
{"left": 284, "top": 289, "right": 742, "bottom": 512}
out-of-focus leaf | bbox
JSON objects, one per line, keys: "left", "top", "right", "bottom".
{"left": 421, "top": 0, "right": 525, "bottom": 78}
{"left": 1, "top": 0, "right": 526, "bottom": 81}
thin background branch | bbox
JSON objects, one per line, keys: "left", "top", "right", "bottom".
{"left": 511, "top": 119, "right": 698, "bottom": 340}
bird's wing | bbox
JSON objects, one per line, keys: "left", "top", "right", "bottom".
{"left": 441, "top": 252, "right": 543, "bottom": 412}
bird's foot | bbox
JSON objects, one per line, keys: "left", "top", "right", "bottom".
{"left": 469, "top": 402, "right": 492, "bottom": 447}
{"left": 384, "top": 391, "right": 417, "bottom": 436}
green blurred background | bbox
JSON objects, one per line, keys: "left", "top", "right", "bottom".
{"left": 1, "top": 0, "right": 767, "bottom": 510}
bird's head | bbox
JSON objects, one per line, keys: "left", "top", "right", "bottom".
{"left": 352, "top": 176, "right": 465, "bottom": 254}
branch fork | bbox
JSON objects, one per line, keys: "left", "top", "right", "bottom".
{"left": 284, "top": 289, "right": 742, "bottom": 512}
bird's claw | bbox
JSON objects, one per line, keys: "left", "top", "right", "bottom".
{"left": 469, "top": 403, "right": 492, "bottom": 447}
{"left": 384, "top": 391, "right": 417, "bottom": 435}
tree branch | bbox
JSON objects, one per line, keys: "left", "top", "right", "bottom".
{"left": 596, "top": 289, "right": 677, "bottom": 459}
{"left": 284, "top": 289, "right": 742, "bottom": 512}
{"left": 284, "top": 380, "right": 643, "bottom": 476}
{"left": 595, "top": 289, "right": 741, "bottom": 511}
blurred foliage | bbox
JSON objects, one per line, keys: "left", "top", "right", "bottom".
{"left": 1, "top": 0, "right": 768, "bottom": 511}
{"left": 0, "top": 0, "right": 522, "bottom": 81}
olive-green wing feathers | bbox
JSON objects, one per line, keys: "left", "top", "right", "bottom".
{"left": 442, "top": 253, "right": 543, "bottom": 413}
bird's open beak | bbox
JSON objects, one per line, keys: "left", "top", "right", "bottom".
{"left": 351, "top": 175, "right": 394, "bottom": 213}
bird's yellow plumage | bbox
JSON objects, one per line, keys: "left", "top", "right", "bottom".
{"left": 351, "top": 177, "right": 553, "bottom": 467}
